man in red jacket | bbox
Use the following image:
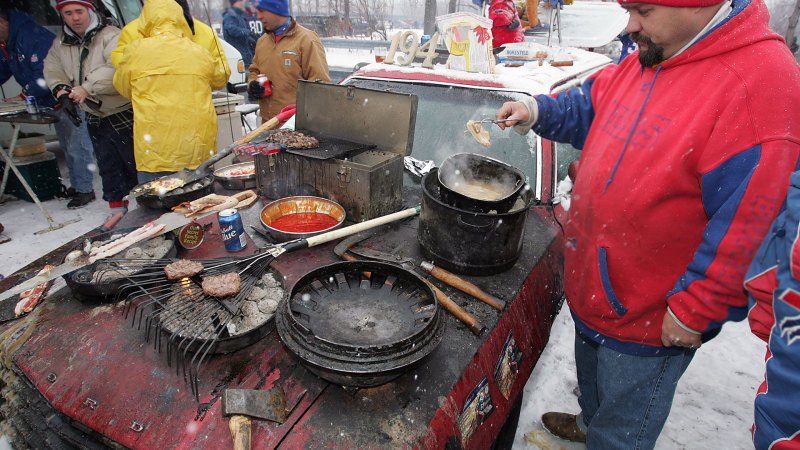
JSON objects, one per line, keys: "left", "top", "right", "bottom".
{"left": 496, "top": 0, "right": 800, "bottom": 447}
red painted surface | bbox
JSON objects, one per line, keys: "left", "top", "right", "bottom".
{"left": 268, "top": 212, "right": 339, "bottom": 233}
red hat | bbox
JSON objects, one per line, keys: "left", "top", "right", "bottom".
{"left": 617, "top": 0, "right": 723, "bottom": 6}
{"left": 55, "top": 0, "right": 96, "bottom": 11}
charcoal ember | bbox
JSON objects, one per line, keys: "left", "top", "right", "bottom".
{"left": 201, "top": 272, "right": 241, "bottom": 297}
{"left": 265, "top": 129, "right": 319, "bottom": 149}
{"left": 164, "top": 259, "right": 204, "bottom": 280}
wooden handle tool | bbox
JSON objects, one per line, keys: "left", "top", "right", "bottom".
{"left": 420, "top": 261, "right": 505, "bottom": 311}
{"left": 426, "top": 281, "right": 486, "bottom": 336}
{"left": 228, "top": 415, "right": 251, "bottom": 450}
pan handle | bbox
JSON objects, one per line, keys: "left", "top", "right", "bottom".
{"left": 196, "top": 145, "right": 235, "bottom": 173}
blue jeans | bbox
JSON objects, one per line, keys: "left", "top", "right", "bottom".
{"left": 574, "top": 330, "right": 694, "bottom": 450}
{"left": 53, "top": 108, "right": 95, "bottom": 193}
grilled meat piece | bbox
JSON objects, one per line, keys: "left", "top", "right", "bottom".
{"left": 164, "top": 259, "right": 204, "bottom": 280}
{"left": 201, "top": 272, "right": 241, "bottom": 298}
{"left": 265, "top": 129, "right": 320, "bottom": 149}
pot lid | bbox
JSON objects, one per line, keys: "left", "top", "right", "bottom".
{"left": 295, "top": 81, "right": 418, "bottom": 157}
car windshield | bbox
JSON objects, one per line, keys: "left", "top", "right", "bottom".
{"left": 344, "top": 78, "right": 539, "bottom": 187}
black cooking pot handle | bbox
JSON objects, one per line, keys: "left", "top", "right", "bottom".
{"left": 456, "top": 214, "right": 496, "bottom": 233}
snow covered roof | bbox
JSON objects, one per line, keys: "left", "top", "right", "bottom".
{"left": 349, "top": 44, "right": 611, "bottom": 96}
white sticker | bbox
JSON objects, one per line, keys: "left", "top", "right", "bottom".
{"left": 284, "top": 58, "right": 291, "bottom": 66}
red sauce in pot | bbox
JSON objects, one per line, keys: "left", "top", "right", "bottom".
{"left": 269, "top": 213, "right": 339, "bottom": 233}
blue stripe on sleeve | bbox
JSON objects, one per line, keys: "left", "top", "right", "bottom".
{"left": 667, "top": 146, "right": 761, "bottom": 326}
{"left": 532, "top": 79, "right": 596, "bottom": 150}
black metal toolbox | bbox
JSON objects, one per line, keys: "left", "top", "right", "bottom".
{"left": 255, "top": 81, "right": 417, "bottom": 222}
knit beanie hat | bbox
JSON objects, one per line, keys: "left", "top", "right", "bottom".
{"left": 254, "top": 0, "right": 289, "bottom": 16}
{"left": 55, "top": 0, "right": 95, "bottom": 11}
{"left": 617, "top": 0, "right": 723, "bottom": 6}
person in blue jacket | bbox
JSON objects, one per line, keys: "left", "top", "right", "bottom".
{"left": 222, "top": 0, "right": 261, "bottom": 66}
{"left": 0, "top": 7, "right": 96, "bottom": 208}
{"left": 744, "top": 171, "right": 800, "bottom": 450}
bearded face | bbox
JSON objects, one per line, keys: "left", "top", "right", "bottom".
{"left": 630, "top": 32, "right": 666, "bottom": 66}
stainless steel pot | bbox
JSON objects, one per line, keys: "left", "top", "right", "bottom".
{"left": 213, "top": 162, "right": 257, "bottom": 190}
{"left": 259, "top": 196, "right": 346, "bottom": 242}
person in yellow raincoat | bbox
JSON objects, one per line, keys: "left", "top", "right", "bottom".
{"left": 112, "top": 0, "right": 228, "bottom": 182}
{"left": 110, "top": 0, "right": 231, "bottom": 81}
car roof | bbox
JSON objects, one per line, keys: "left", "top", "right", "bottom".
{"left": 345, "top": 47, "right": 611, "bottom": 96}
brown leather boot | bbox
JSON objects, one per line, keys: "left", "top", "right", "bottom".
{"left": 542, "top": 412, "right": 587, "bottom": 443}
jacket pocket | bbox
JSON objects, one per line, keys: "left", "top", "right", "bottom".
{"left": 598, "top": 246, "right": 628, "bottom": 316}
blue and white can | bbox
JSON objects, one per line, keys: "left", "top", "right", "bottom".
{"left": 24, "top": 96, "right": 37, "bottom": 114}
{"left": 219, "top": 208, "right": 247, "bottom": 251}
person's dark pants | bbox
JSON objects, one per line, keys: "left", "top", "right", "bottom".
{"left": 86, "top": 110, "right": 138, "bottom": 202}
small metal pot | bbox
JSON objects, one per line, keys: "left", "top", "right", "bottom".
{"left": 213, "top": 162, "right": 257, "bottom": 191}
{"left": 438, "top": 153, "right": 525, "bottom": 214}
{"left": 260, "top": 196, "right": 345, "bottom": 242}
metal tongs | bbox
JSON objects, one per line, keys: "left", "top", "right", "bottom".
{"left": 472, "top": 118, "right": 516, "bottom": 124}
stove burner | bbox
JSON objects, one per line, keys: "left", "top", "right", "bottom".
{"left": 277, "top": 260, "right": 446, "bottom": 387}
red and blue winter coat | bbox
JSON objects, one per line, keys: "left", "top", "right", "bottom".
{"left": 489, "top": 0, "right": 523, "bottom": 48}
{"left": 531, "top": 0, "right": 800, "bottom": 355}
{"left": 744, "top": 171, "right": 800, "bottom": 450}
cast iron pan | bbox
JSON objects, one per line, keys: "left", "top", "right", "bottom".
{"left": 63, "top": 228, "right": 178, "bottom": 301}
{"left": 134, "top": 175, "right": 215, "bottom": 210}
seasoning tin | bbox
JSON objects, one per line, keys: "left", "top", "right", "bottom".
{"left": 178, "top": 222, "right": 205, "bottom": 250}
{"left": 24, "top": 96, "right": 38, "bottom": 114}
{"left": 219, "top": 208, "right": 247, "bottom": 251}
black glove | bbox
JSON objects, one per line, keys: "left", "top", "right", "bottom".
{"left": 508, "top": 19, "right": 520, "bottom": 30}
{"left": 58, "top": 95, "right": 81, "bottom": 127}
{"left": 247, "top": 80, "right": 265, "bottom": 100}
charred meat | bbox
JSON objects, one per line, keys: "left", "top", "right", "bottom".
{"left": 201, "top": 272, "right": 241, "bottom": 298}
{"left": 164, "top": 259, "right": 204, "bottom": 280}
{"left": 265, "top": 129, "right": 320, "bottom": 149}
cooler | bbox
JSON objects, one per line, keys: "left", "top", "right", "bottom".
{"left": 0, "top": 150, "right": 63, "bottom": 202}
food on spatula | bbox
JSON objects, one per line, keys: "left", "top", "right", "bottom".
{"left": 466, "top": 120, "right": 491, "bottom": 147}
{"left": 14, "top": 265, "right": 55, "bottom": 317}
{"left": 265, "top": 129, "right": 320, "bottom": 149}
{"left": 164, "top": 259, "right": 204, "bottom": 280}
{"left": 202, "top": 272, "right": 241, "bottom": 297}
{"left": 132, "top": 177, "right": 185, "bottom": 196}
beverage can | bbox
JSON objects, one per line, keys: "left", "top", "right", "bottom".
{"left": 24, "top": 96, "right": 38, "bottom": 115}
{"left": 219, "top": 208, "right": 247, "bottom": 251}
{"left": 255, "top": 74, "right": 272, "bottom": 97}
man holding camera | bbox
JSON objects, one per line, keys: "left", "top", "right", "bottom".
{"left": 44, "top": 0, "right": 137, "bottom": 210}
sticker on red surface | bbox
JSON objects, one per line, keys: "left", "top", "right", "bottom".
{"left": 493, "top": 332, "right": 524, "bottom": 399}
{"left": 457, "top": 376, "right": 494, "bottom": 447}
{"left": 178, "top": 222, "right": 205, "bottom": 249}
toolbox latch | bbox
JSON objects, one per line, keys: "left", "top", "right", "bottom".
{"left": 337, "top": 166, "right": 351, "bottom": 185}
{"left": 267, "top": 153, "right": 277, "bottom": 173}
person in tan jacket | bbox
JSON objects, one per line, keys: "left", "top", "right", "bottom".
{"left": 44, "top": 0, "right": 137, "bottom": 209}
{"left": 247, "top": 0, "right": 330, "bottom": 121}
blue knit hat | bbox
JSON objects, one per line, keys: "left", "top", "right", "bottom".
{"left": 254, "top": 0, "right": 289, "bottom": 16}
